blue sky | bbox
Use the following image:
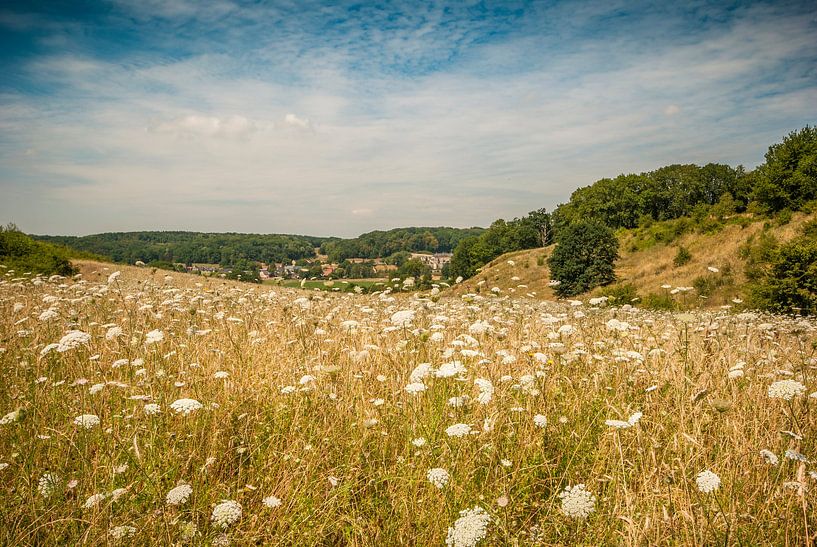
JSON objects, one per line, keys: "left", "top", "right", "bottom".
{"left": 1, "top": 0, "right": 815, "bottom": 237}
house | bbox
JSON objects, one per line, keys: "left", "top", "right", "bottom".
{"left": 409, "top": 253, "right": 452, "bottom": 273}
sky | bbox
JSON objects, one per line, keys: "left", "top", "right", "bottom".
{"left": 0, "top": 0, "right": 815, "bottom": 237}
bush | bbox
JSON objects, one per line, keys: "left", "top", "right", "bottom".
{"left": 747, "top": 228, "right": 817, "bottom": 314}
{"left": 598, "top": 283, "right": 639, "bottom": 305}
{"left": 673, "top": 246, "right": 692, "bottom": 267}
{"left": 548, "top": 220, "right": 619, "bottom": 297}
{"left": 0, "top": 224, "right": 76, "bottom": 276}
{"left": 641, "top": 292, "right": 677, "bottom": 311}
{"left": 692, "top": 272, "right": 733, "bottom": 296}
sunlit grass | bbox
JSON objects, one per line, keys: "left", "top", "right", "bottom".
{"left": 0, "top": 261, "right": 814, "bottom": 545}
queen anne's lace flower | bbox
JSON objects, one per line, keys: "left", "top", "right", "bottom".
{"left": 404, "top": 382, "right": 426, "bottom": 395}
{"left": 474, "top": 378, "right": 493, "bottom": 405}
{"left": 170, "top": 398, "right": 203, "bottom": 415}
{"left": 767, "top": 380, "right": 807, "bottom": 400}
{"left": 605, "top": 411, "right": 643, "bottom": 429}
{"left": 696, "top": 470, "right": 721, "bottom": 493}
{"left": 109, "top": 525, "right": 136, "bottom": 541}
{"left": 73, "top": 414, "right": 100, "bottom": 429}
{"left": 263, "top": 495, "right": 282, "bottom": 508}
{"left": 57, "top": 330, "right": 91, "bottom": 352}
{"left": 427, "top": 468, "right": 450, "bottom": 489}
{"left": 760, "top": 449, "right": 779, "bottom": 465}
{"left": 143, "top": 403, "right": 161, "bottom": 415}
{"left": 533, "top": 414, "right": 547, "bottom": 428}
{"left": 390, "top": 310, "right": 415, "bottom": 327}
{"left": 166, "top": 484, "right": 193, "bottom": 506}
{"left": 446, "top": 423, "right": 472, "bottom": 438}
{"left": 38, "top": 472, "right": 61, "bottom": 498}
{"left": 83, "top": 493, "right": 107, "bottom": 509}
{"left": 0, "top": 409, "right": 21, "bottom": 425}
{"left": 211, "top": 500, "right": 242, "bottom": 528}
{"left": 558, "top": 484, "right": 596, "bottom": 518}
{"left": 145, "top": 329, "right": 164, "bottom": 345}
{"left": 445, "top": 506, "right": 490, "bottom": 547}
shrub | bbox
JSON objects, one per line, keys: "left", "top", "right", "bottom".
{"left": 747, "top": 228, "right": 817, "bottom": 314}
{"left": 673, "top": 246, "right": 692, "bottom": 267}
{"left": 0, "top": 224, "right": 76, "bottom": 276}
{"left": 598, "top": 283, "right": 639, "bottom": 305}
{"left": 548, "top": 220, "right": 619, "bottom": 297}
{"left": 641, "top": 292, "right": 677, "bottom": 311}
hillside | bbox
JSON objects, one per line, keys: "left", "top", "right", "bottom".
{"left": 447, "top": 213, "right": 815, "bottom": 306}
{"left": 35, "top": 226, "right": 484, "bottom": 267}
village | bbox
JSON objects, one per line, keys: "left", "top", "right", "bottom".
{"left": 181, "top": 251, "right": 453, "bottom": 282}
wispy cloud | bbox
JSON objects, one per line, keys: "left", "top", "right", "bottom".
{"left": 0, "top": 0, "right": 815, "bottom": 236}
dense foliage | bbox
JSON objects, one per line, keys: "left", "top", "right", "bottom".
{"left": 449, "top": 211, "right": 551, "bottom": 280}
{"left": 319, "top": 227, "right": 484, "bottom": 263}
{"left": 752, "top": 126, "right": 817, "bottom": 212}
{"left": 36, "top": 231, "right": 324, "bottom": 267}
{"left": 744, "top": 221, "right": 817, "bottom": 315}
{"left": 0, "top": 224, "right": 77, "bottom": 276}
{"left": 548, "top": 221, "right": 619, "bottom": 297}
{"left": 552, "top": 163, "right": 751, "bottom": 230}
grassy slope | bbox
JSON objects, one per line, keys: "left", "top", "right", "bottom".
{"left": 448, "top": 213, "right": 815, "bottom": 306}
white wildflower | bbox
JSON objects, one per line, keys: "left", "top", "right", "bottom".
{"left": 445, "top": 506, "right": 490, "bottom": 547}
{"left": 0, "top": 409, "right": 21, "bottom": 425}
{"left": 73, "top": 414, "right": 100, "bottom": 430}
{"left": 768, "top": 380, "right": 806, "bottom": 400}
{"left": 38, "top": 472, "right": 61, "bottom": 498}
{"left": 211, "top": 500, "right": 242, "bottom": 528}
{"left": 263, "top": 495, "right": 282, "bottom": 508}
{"left": 166, "top": 484, "right": 193, "bottom": 506}
{"left": 404, "top": 382, "right": 426, "bottom": 395}
{"left": 696, "top": 470, "right": 721, "bottom": 493}
{"left": 427, "top": 468, "right": 450, "bottom": 489}
{"left": 57, "top": 330, "right": 91, "bottom": 352}
{"left": 474, "top": 378, "right": 493, "bottom": 405}
{"left": 390, "top": 310, "right": 415, "bottom": 327}
{"left": 558, "top": 484, "right": 596, "bottom": 518}
{"left": 145, "top": 329, "right": 164, "bottom": 345}
{"left": 170, "top": 398, "right": 203, "bottom": 415}
{"left": 445, "top": 423, "right": 472, "bottom": 438}
{"left": 109, "top": 526, "right": 136, "bottom": 541}
{"left": 760, "top": 449, "right": 779, "bottom": 465}
{"left": 83, "top": 493, "right": 107, "bottom": 509}
{"left": 143, "top": 403, "right": 161, "bottom": 415}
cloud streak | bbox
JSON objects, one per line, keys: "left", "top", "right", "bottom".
{"left": 0, "top": 0, "right": 815, "bottom": 237}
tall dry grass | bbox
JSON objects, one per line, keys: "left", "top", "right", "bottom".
{"left": 0, "top": 262, "right": 814, "bottom": 545}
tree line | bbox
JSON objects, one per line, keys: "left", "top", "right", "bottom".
{"left": 319, "top": 227, "right": 485, "bottom": 263}
{"left": 450, "top": 125, "right": 817, "bottom": 300}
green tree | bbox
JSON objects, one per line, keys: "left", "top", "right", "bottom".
{"left": 548, "top": 220, "right": 619, "bottom": 297}
{"left": 746, "top": 221, "right": 817, "bottom": 314}
{"left": 752, "top": 126, "right": 817, "bottom": 212}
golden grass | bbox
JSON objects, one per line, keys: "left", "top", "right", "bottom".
{"left": 0, "top": 262, "right": 815, "bottom": 545}
{"left": 451, "top": 213, "right": 815, "bottom": 308}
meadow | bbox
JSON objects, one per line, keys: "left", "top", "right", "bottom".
{"left": 0, "top": 261, "right": 815, "bottom": 545}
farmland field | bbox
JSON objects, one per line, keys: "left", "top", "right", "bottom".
{"left": 0, "top": 261, "right": 815, "bottom": 545}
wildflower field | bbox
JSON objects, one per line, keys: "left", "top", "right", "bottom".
{"left": 1, "top": 262, "right": 815, "bottom": 545}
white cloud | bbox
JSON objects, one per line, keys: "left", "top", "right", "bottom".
{"left": 284, "top": 113, "right": 311, "bottom": 130}
{"left": 0, "top": 1, "right": 815, "bottom": 237}
{"left": 151, "top": 114, "right": 260, "bottom": 139}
